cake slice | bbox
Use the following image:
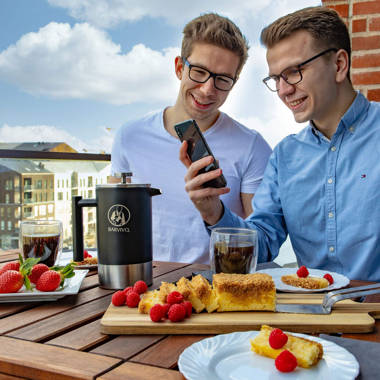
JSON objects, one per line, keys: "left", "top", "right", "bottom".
{"left": 250, "top": 325, "right": 323, "bottom": 368}
{"left": 281, "top": 274, "right": 329, "bottom": 289}
{"left": 213, "top": 273, "right": 276, "bottom": 312}
{"left": 177, "top": 277, "right": 206, "bottom": 313}
{"left": 191, "top": 274, "right": 218, "bottom": 313}
{"left": 138, "top": 281, "right": 177, "bottom": 314}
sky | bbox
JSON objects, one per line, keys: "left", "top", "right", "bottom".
{"left": 0, "top": 0, "right": 321, "bottom": 154}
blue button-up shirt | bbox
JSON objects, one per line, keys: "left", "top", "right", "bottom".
{"left": 214, "top": 92, "right": 380, "bottom": 281}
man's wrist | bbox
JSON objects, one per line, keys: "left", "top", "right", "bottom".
{"left": 203, "top": 201, "right": 224, "bottom": 226}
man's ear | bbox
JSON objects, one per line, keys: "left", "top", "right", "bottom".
{"left": 175, "top": 56, "right": 184, "bottom": 80}
{"left": 335, "top": 49, "right": 350, "bottom": 83}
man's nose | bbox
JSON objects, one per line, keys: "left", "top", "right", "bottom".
{"left": 278, "top": 77, "right": 295, "bottom": 97}
{"left": 199, "top": 76, "right": 217, "bottom": 95}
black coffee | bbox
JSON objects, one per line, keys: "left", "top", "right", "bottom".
{"left": 214, "top": 241, "right": 254, "bottom": 274}
{"left": 22, "top": 234, "right": 60, "bottom": 267}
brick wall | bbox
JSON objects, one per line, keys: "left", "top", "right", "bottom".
{"left": 322, "top": 0, "right": 380, "bottom": 101}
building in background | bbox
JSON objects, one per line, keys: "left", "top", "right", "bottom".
{"left": 0, "top": 142, "right": 77, "bottom": 153}
{"left": 323, "top": 0, "right": 380, "bottom": 101}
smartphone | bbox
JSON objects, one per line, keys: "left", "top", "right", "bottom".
{"left": 174, "top": 119, "right": 227, "bottom": 188}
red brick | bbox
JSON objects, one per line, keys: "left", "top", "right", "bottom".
{"left": 352, "top": 53, "right": 380, "bottom": 68}
{"left": 352, "top": 71, "right": 380, "bottom": 85}
{"left": 352, "top": 35, "right": 380, "bottom": 50}
{"left": 353, "top": 18, "right": 367, "bottom": 33}
{"left": 368, "top": 88, "right": 380, "bottom": 101}
{"left": 369, "top": 17, "right": 380, "bottom": 31}
{"left": 328, "top": 4, "right": 349, "bottom": 18}
{"left": 354, "top": 1, "right": 380, "bottom": 16}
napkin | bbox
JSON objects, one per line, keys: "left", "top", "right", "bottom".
{"left": 320, "top": 334, "right": 380, "bottom": 380}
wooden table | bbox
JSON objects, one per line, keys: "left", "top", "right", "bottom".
{"left": 0, "top": 251, "right": 379, "bottom": 380}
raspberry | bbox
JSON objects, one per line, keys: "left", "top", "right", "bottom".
{"left": 269, "top": 328, "right": 288, "bottom": 349}
{"left": 168, "top": 303, "right": 186, "bottom": 322}
{"left": 183, "top": 301, "right": 193, "bottom": 318}
{"left": 296, "top": 265, "right": 309, "bottom": 278}
{"left": 275, "top": 350, "right": 297, "bottom": 372}
{"left": 112, "top": 290, "right": 126, "bottom": 306}
{"left": 150, "top": 304, "right": 165, "bottom": 322}
{"left": 133, "top": 280, "right": 148, "bottom": 294}
{"left": 167, "top": 291, "right": 184, "bottom": 305}
{"left": 162, "top": 303, "right": 170, "bottom": 318}
{"left": 126, "top": 291, "right": 140, "bottom": 307}
{"left": 122, "top": 286, "right": 133, "bottom": 295}
{"left": 323, "top": 273, "right": 334, "bottom": 285}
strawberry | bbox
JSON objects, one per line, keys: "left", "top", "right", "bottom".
{"left": 84, "top": 250, "right": 92, "bottom": 258}
{"left": 112, "top": 290, "right": 126, "bottom": 306}
{"left": 150, "top": 304, "right": 165, "bottom": 322}
{"left": 0, "top": 261, "right": 20, "bottom": 276}
{"left": 28, "top": 263, "right": 49, "bottom": 284}
{"left": 167, "top": 291, "right": 184, "bottom": 305}
{"left": 36, "top": 270, "right": 62, "bottom": 292}
{"left": 133, "top": 280, "right": 148, "bottom": 294}
{"left": 0, "top": 270, "right": 24, "bottom": 293}
{"left": 323, "top": 273, "right": 334, "bottom": 285}
{"left": 269, "top": 328, "right": 288, "bottom": 349}
{"left": 275, "top": 350, "right": 297, "bottom": 372}
{"left": 168, "top": 303, "right": 186, "bottom": 322}
{"left": 296, "top": 265, "right": 309, "bottom": 278}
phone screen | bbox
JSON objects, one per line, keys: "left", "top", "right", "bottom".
{"left": 174, "top": 119, "right": 227, "bottom": 188}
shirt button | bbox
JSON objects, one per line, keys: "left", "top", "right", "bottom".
{"left": 328, "top": 178, "right": 333, "bottom": 184}
{"left": 328, "top": 212, "right": 334, "bottom": 218}
{"left": 331, "top": 146, "right": 336, "bottom": 152}
{"left": 329, "top": 246, "right": 335, "bottom": 252}
{"left": 349, "top": 126, "right": 355, "bottom": 132}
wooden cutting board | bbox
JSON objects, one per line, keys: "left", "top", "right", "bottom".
{"left": 100, "top": 293, "right": 380, "bottom": 335}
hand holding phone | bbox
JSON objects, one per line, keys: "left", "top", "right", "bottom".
{"left": 174, "top": 119, "right": 227, "bottom": 188}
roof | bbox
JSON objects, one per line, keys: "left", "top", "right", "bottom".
{"left": 0, "top": 142, "right": 76, "bottom": 152}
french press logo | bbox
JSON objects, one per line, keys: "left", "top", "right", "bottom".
{"left": 107, "top": 204, "right": 130, "bottom": 232}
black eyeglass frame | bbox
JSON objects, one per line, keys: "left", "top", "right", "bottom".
{"left": 262, "top": 48, "right": 338, "bottom": 92}
{"left": 182, "top": 58, "right": 236, "bottom": 91}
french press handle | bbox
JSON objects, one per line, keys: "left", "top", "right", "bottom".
{"left": 72, "top": 195, "right": 97, "bottom": 262}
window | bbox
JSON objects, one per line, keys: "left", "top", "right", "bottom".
{"left": 7, "top": 208, "right": 11, "bottom": 217}
{"left": 36, "top": 180, "right": 42, "bottom": 189}
{"left": 24, "top": 178, "right": 32, "bottom": 189}
{"left": 5, "top": 179, "right": 13, "bottom": 190}
{"left": 24, "top": 207, "right": 32, "bottom": 217}
{"left": 0, "top": 221, "right": 4, "bottom": 231}
{"left": 88, "top": 176, "right": 93, "bottom": 187}
{"left": 0, "top": 208, "right": 4, "bottom": 217}
{"left": 7, "top": 221, "right": 12, "bottom": 231}
{"left": 5, "top": 193, "right": 10, "bottom": 203}
{"left": 39, "top": 205, "right": 46, "bottom": 216}
{"left": 58, "top": 192, "right": 63, "bottom": 200}
{"left": 48, "top": 204, "right": 54, "bottom": 213}
{"left": 88, "top": 190, "right": 93, "bottom": 198}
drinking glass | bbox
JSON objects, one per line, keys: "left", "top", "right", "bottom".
{"left": 20, "top": 220, "right": 63, "bottom": 267}
{"left": 210, "top": 227, "right": 258, "bottom": 274}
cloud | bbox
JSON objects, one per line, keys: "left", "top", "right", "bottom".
{"left": 0, "top": 22, "right": 179, "bottom": 105}
{"left": 0, "top": 124, "right": 113, "bottom": 153}
{"left": 48, "top": 0, "right": 321, "bottom": 29}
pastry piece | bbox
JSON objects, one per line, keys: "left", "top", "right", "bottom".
{"left": 213, "top": 273, "right": 276, "bottom": 312}
{"left": 177, "top": 277, "right": 205, "bottom": 313}
{"left": 138, "top": 281, "right": 177, "bottom": 314}
{"left": 250, "top": 325, "right": 323, "bottom": 368}
{"left": 71, "top": 257, "right": 98, "bottom": 266}
{"left": 191, "top": 274, "right": 218, "bottom": 313}
{"left": 281, "top": 274, "right": 329, "bottom": 289}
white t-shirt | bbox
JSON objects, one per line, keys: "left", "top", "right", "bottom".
{"left": 111, "top": 110, "right": 272, "bottom": 264}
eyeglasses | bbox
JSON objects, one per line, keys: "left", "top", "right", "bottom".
{"left": 183, "top": 58, "right": 236, "bottom": 91}
{"left": 262, "top": 48, "right": 338, "bottom": 92}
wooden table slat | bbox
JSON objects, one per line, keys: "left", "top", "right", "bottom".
{"left": 0, "top": 287, "right": 113, "bottom": 335}
{"left": 0, "top": 336, "right": 121, "bottom": 380}
{"left": 130, "top": 335, "right": 211, "bottom": 369}
{"left": 90, "top": 334, "right": 166, "bottom": 360}
{"left": 7, "top": 295, "right": 112, "bottom": 341}
{"left": 98, "top": 362, "right": 185, "bottom": 380}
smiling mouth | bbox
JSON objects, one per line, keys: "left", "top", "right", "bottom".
{"left": 288, "top": 97, "right": 307, "bottom": 108}
{"left": 191, "top": 94, "right": 213, "bottom": 108}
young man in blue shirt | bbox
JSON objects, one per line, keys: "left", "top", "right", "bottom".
{"left": 179, "top": 7, "right": 380, "bottom": 281}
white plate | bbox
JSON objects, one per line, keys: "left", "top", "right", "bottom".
{"left": 178, "top": 331, "right": 359, "bottom": 380}
{"left": 0, "top": 269, "right": 88, "bottom": 302}
{"left": 58, "top": 250, "right": 98, "bottom": 270}
{"left": 256, "top": 268, "right": 350, "bottom": 292}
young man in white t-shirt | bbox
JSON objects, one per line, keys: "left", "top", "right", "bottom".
{"left": 111, "top": 13, "right": 272, "bottom": 264}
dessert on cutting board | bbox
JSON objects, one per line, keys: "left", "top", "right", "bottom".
{"left": 281, "top": 265, "right": 334, "bottom": 289}
{"left": 138, "top": 272, "right": 276, "bottom": 314}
